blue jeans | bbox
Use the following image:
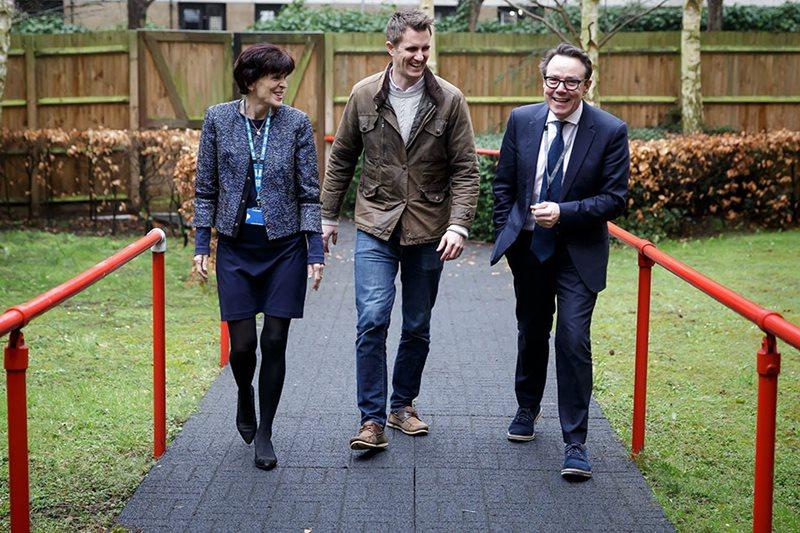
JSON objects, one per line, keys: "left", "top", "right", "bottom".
{"left": 354, "top": 229, "right": 444, "bottom": 426}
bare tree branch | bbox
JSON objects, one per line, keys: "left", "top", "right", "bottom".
{"left": 598, "top": 0, "right": 669, "bottom": 47}
{"left": 504, "top": 0, "right": 576, "bottom": 44}
{"left": 551, "top": 0, "right": 580, "bottom": 39}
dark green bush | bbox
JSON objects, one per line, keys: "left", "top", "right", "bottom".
{"left": 249, "top": 1, "right": 800, "bottom": 34}
{"left": 251, "top": 0, "right": 394, "bottom": 32}
{"left": 12, "top": 13, "right": 88, "bottom": 34}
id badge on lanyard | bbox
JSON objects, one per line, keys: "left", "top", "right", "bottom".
{"left": 244, "top": 110, "right": 271, "bottom": 226}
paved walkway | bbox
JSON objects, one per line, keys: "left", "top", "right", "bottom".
{"left": 118, "top": 221, "right": 673, "bottom": 532}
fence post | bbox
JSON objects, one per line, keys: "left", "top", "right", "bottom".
{"left": 220, "top": 321, "right": 230, "bottom": 367}
{"left": 753, "top": 334, "right": 780, "bottom": 532}
{"left": 5, "top": 329, "right": 31, "bottom": 533}
{"left": 150, "top": 229, "right": 167, "bottom": 458}
{"left": 632, "top": 251, "right": 655, "bottom": 456}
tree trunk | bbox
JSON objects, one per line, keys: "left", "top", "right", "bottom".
{"left": 581, "top": 0, "right": 600, "bottom": 106}
{"left": 0, "top": 0, "right": 12, "bottom": 125}
{"left": 128, "top": 0, "right": 154, "bottom": 30}
{"left": 419, "top": 0, "right": 437, "bottom": 73}
{"left": 681, "top": 0, "right": 703, "bottom": 133}
{"left": 707, "top": 0, "right": 723, "bottom": 31}
{"left": 467, "top": 0, "right": 484, "bottom": 32}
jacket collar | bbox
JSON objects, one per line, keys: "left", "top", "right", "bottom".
{"left": 373, "top": 62, "right": 444, "bottom": 109}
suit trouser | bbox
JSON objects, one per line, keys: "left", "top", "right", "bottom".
{"left": 506, "top": 231, "right": 598, "bottom": 444}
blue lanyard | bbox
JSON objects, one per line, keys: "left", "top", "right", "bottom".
{"left": 243, "top": 104, "right": 272, "bottom": 226}
{"left": 244, "top": 107, "right": 271, "bottom": 192}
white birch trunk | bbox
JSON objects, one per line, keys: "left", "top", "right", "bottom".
{"left": 681, "top": 0, "right": 703, "bottom": 133}
{"left": 581, "top": 0, "right": 600, "bottom": 106}
{"left": 0, "top": 0, "right": 12, "bottom": 125}
{"left": 419, "top": 0, "right": 437, "bottom": 74}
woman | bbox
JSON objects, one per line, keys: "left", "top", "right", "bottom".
{"left": 193, "top": 43, "right": 324, "bottom": 470}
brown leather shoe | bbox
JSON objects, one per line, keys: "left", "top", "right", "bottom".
{"left": 387, "top": 406, "right": 429, "bottom": 436}
{"left": 349, "top": 421, "right": 389, "bottom": 450}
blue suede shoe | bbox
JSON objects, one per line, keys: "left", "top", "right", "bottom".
{"left": 561, "top": 442, "right": 592, "bottom": 480}
{"left": 506, "top": 406, "right": 542, "bottom": 442}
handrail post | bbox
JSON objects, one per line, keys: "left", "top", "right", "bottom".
{"left": 220, "top": 321, "right": 230, "bottom": 367}
{"left": 151, "top": 229, "right": 167, "bottom": 458}
{"left": 632, "top": 251, "right": 655, "bottom": 456}
{"left": 5, "top": 329, "right": 31, "bottom": 533}
{"left": 753, "top": 334, "right": 780, "bottom": 532}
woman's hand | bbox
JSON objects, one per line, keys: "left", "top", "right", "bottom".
{"left": 193, "top": 254, "right": 209, "bottom": 280}
{"left": 308, "top": 263, "right": 324, "bottom": 290}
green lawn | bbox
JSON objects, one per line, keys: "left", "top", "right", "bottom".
{"left": 594, "top": 229, "right": 800, "bottom": 532}
{"left": 0, "top": 228, "right": 798, "bottom": 531}
{"left": 0, "top": 230, "right": 221, "bottom": 531}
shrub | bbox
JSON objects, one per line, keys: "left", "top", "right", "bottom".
{"left": 12, "top": 13, "right": 88, "bottom": 34}
{"left": 248, "top": 1, "right": 800, "bottom": 34}
{"left": 468, "top": 130, "right": 800, "bottom": 242}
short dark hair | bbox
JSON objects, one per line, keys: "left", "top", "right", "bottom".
{"left": 539, "top": 43, "right": 593, "bottom": 81}
{"left": 386, "top": 9, "right": 434, "bottom": 46}
{"left": 233, "top": 43, "right": 295, "bottom": 95}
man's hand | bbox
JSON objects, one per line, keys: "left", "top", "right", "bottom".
{"left": 322, "top": 224, "right": 338, "bottom": 253}
{"left": 531, "top": 202, "right": 560, "bottom": 229}
{"left": 193, "top": 254, "right": 209, "bottom": 280}
{"left": 307, "top": 263, "right": 324, "bottom": 291}
{"left": 436, "top": 230, "right": 465, "bottom": 261}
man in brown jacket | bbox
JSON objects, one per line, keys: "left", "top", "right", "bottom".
{"left": 321, "top": 10, "right": 479, "bottom": 451}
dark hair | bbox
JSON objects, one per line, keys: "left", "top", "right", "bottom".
{"left": 539, "top": 43, "right": 593, "bottom": 80}
{"left": 385, "top": 9, "right": 434, "bottom": 46}
{"left": 233, "top": 43, "right": 295, "bottom": 95}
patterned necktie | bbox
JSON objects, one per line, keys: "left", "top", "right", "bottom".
{"left": 531, "top": 120, "right": 565, "bottom": 263}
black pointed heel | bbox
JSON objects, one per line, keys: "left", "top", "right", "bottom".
{"left": 254, "top": 431, "right": 277, "bottom": 470}
{"left": 236, "top": 385, "right": 257, "bottom": 444}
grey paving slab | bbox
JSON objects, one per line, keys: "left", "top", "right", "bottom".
{"left": 117, "top": 221, "right": 673, "bottom": 532}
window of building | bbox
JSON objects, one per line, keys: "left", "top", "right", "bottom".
{"left": 256, "top": 4, "right": 283, "bottom": 23}
{"left": 434, "top": 6, "right": 457, "bottom": 22}
{"left": 498, "top": 6, "right": 522, "bottom": 24}
{"left": 179, "top": 2, "right": 226, "bottom": 30}
{"left": 16, "top": 0, "right": 63, "bottom": 15}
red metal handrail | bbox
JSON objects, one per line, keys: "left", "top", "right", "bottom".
{"left": 607, "top": 222, "right": 798, "bottom": 533}
{"left": 1, "top": 228, "right": 167, "bottom": 533}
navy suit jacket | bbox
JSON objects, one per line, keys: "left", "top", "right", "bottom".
{"left": 490, "top": 102, "right": 630, "bottom": 293}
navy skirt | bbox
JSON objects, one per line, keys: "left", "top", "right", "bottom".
{"left": 216, "top": 223, "right": 308, "bottom": 321}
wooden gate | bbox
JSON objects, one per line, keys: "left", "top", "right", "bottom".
{"left": 138, "top": 30, "right": 234, "bottom": 129}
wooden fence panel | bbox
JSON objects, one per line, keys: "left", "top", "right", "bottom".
{"left": 139, "top": 31, "right": 233, "bottom": 128}
{"left": 2, "top": 41, "right": 27, "bottom": 130}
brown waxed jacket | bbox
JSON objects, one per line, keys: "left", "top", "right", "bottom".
{"left": 322, "top": 64, "right": 479, "bottom": 245}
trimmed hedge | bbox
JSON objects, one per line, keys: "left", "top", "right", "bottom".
{"left": 468, "top": 130, "right": 800, "bottom": 242}
{"left": 3, "top": 129, "right": 797, "bottom": 245}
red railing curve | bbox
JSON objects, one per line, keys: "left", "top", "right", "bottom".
{"left": 1, "top": 228, "right": 167, "bottom": 533}
{"left": 315, "top": 136, "right": 798, "bottom": 532}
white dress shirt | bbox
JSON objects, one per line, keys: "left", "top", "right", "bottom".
{"left": 524, "top": 102, "right": 583, "bottom": 231}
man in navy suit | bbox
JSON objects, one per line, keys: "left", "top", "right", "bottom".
{"left": 491, "top": 43, "right": 629, "bottom": 479}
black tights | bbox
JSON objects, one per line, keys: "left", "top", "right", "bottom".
{"left": 228, "top": 316, "right": 290, "bottom": 439}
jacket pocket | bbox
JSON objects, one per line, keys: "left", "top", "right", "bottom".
{"left": 423, "top": 117, "right": 447, "bottom": 137}
{"left": 358, "top": 114, "right": 379, "bottom": 134}
{"left": 419, "top": 184, "right": 450, "bottom": 204}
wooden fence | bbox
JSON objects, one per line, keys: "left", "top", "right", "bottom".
{"left": 2, "top": 30, "right": 800, "bottom": 210}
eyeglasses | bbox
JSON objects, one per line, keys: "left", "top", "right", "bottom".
{"left": 543, "top": 76, "right": 585, "bottom": 91}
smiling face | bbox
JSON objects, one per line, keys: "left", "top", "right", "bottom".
{"left": 543, "top": 54, "right": 591, "bottom": 120}
{"left": 249, "top": 73, "right": 288, "bottom": 110}
{"left": 386, "top": 28, "right": 431, "bottom": 89}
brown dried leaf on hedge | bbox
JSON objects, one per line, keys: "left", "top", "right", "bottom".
{"left": 625, "top": 129, "right": 800, "bottom": 238}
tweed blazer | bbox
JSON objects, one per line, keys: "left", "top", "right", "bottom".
{"left": 194, "top": 100, "right": 322, "bottom": 239}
